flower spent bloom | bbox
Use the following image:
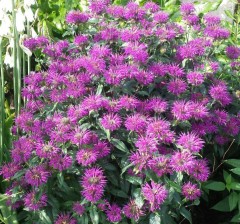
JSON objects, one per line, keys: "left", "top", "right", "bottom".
{"left": 106, "top": 204, "right": 122, "bottom": 222}
{"left": 142, "top": 181, "right": 168, "bottom": 211}
{"left": 176, "top": 132, "right": 204, "bottom": 153}
{"left": 123, "top": 199, "right": 144, "bottom": 221}
{"left": 81, "top": 167, "right": 106, "bottom": 202}
{"left": 54, "top": 214, "right": 77, "bottom": 224}
{"left": 100, "top": 113, "right": 122, "bottom": 131}
{"left": 24, "top": 191, "right": 47, "bottom": 211}
{"left": 182, "top": 182, "right": 201, "bottom": 200}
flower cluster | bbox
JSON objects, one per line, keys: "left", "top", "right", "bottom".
{"left": 1, "top": 1, "right": 240, "bottom": 223}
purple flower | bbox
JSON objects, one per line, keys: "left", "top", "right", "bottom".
{"left": 106, "top": 204, "right": 122, "bottom": 222}
{"left": 89, "top": 0, "right": 110, "bottom": 14}
{"left": 147, "top": 119, "right": 175, "bottom": 144}
{"left": 73, "top": 202, "right": 85, "bottom": 216}
{"left": 93, "top": 141, "right": 111, "bottom": 158}
{"left": 118, "top": 95, "right": 140, "bottom": 110}
{"left": 145, "top": 97, "right": 168, "bottom": 113}
{"left": 188, "top": 159, "right": 209, "bottom": 182}
{"left": 124, "top": 113, "right": 147, "bottom": 133}
{"left": 187, "top": 72, "right": 204, "bottom": 86}
{"left": 70, "top": 127, "right": 93, "bottom": 146}
{"left": 74, "top": 35, "right": 88, "bottom": 45}
{"left": 176, "top": 132, "right": 204, "bottom": 153}
{"left": 23, "top": 36, "right": 49, "bottom": 51}
{"left": 54, "top": 214, "right": 77, "bottom": 224}
{"left": 135, "top": 136, "right": 158, "bottom": 154}
{"left": 170, "top": 151, "right": 195, "bottom": 173}
{"left": 124, "top": 42, "right": 149, "bottom": 64}
{"left": 213, "top": 109, "right": 228, "bottom": 125}
{"left": 142, "top": 181, "right": 168, "bottom": 211}
{"left": 167, "top": 79, "right": 187, "bottom": 95}
{"left": 76, "top": 149, "right": 98, "bottom": 166}
{"left": 171, "top": 100, "right": 193, "bottom": 121}
{"left": 204, "top": 15, "right": 221, "bottom": 26}
{"left": 209, "top": 82, "right": 232, "bottom": 106}
{"left": 0, "top": 162, "right": 21, "bottom": 179}
{"left": 24, "top": 191, "right": 47, "bottom": 211}
{"left": 167, "top": 64, "right": 185, "bottom": 78}
{"left": 153, "top": 11, "right": 169, "bottom": 23}
{"left": 143, "top": 2, "right": 160, "bottom": 13}
{"left": 81, "top": 167, "right": 106, "bottom": 203}
{"left": 148, "top": 156, "right": 171, "bottom": 177}
{"left": 226, "top": 46, "right": 240, "bottom": 59}
{"left": 182, "top": 182, "right": 201, "bottom": 200}
{"left": 101, "top": 113, "right": 122, "bottom": 131}
{"left": 66, "top": 11, "right": 89, "bottom": 24}
{"left": 180, "top": 3, "right": 195, "bottom": 15}
{"left": 49, "top": 154, "right": 72, "bottom": 171}
{"left": 123, "top": 200, "right": 144, "bottom": 221}
{"left": 25, "top": 165, "right": 50, "bottom": 187}
{"left": 129, "top": 151, "right": 150, "bottom": 172}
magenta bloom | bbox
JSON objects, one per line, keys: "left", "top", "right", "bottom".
{"left": 153, "top": 11, "right": 169, "bottom": 23}
{"left": 209, "top": 83, "right": 232, "bottom": 106}
{"left": 74, "top": 35, "right": 88, "bottom": 45}
{"left": 171, "top": 100, "right": 193, "bottom": 121}
{"left": 70, "top": 127, "right": 93, "bottom": 146}
{"left": 76, "top": 149, "right": 98, "bottom": 166}
{"left": 0, "top": 162, "right": 20, "bottom": 179}
{"left": 24, "top": 191, "right": 47, "bottom": 211}
{"left": 187, "top": 72, "right": 204, "bottom": 86}
{"left": 54, "top": 214, "right": 77, "bottom": 224}
{"left": 204, "top": 15, "right": 221, "bottom": 26}
{"left": 170, "top": 151, "right": 195, "bottom": 173}
{"left": 148, "top": 156, "right": 171, "bottom": 177}
{"left": 25, "top": 165, "right": 50, "bottom": 187}
{"left": 146, "top": 97, "right": 168, "bottom": 113}
{"left": 182, "top": 182, "right": 201, "bottom": 200}
{"left": 129, "top": 151, "right": 150, "bottom": 172}
{"left": 167, "top": 79, "right": 187, "bottom": 95}
{"left": 124, "top": 113, "right": 147, "bottom": 133}
{"left": 180, "top": 3, "right": 195, "bottom": 15}
{"left": 23, "top": 36, "right": 49, "bottom": 51}
{"left": 106, "top": 204, "right": 122, "bottom": 222}
{"left": 226, "top": 46, "right": 240, "bottom": 59}
{"left": 135, "top": 136, "right": 158, "bottom": 153}
{"left": 73, "top": 202, "right": 85, "bottom": 216}
{"left": 81, "top": 167, "right": 106, "bottom": 202}
{"left": 142, "top": 181, "right": 168, "bottom": 211}
{"left": 176, "top": 132, "right": 204, "bottom": 153}
{"left": 49, "top": 154, "right": 72, "bottom": 171}
{"left": 188, "top": 159, "right": 210, "bottom": 182}
{"left": 123, "top": 200, "right": 144, "bottom": 221}
{"left": 66, "top": 11, "right": 89, "bottom": 24}
{"left": 101, "top": 113, "right": 122, "bottom": 131}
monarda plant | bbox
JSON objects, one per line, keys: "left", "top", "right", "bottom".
{"left": 1, "top": 1, "right": 240, "bottom": 224}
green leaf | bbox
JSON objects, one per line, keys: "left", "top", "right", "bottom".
{"left": 231, "top": 214, "right": 240, "bottom": 223}
{"left": 89, "top": 206, "right": 99, "bottom": 224}
{"left": 212, "top": 192, "right": 238, "bottom": 212}
{"left": 204, "top": 181, "right": 226, "bottom": 191}
{"left": 150, "top": 213, "right": 161, "bottom": 224}
{"left": 225, "top": 159, "right": 240, "bottom": 168}
{"left": 230, "top": 182, "right": 240, "bottom": 191}
{"left": 110, "top": 188, "right": 129, "bottom": 198}
{"left": 231, "top": 168, "right": 240, "bottom": 176}
{"left": 180, "top": 207, "right": 192, "bottom": 224}
{"left": 111, "top": 138, "right": 129, "bottom": 153}
{"left": 126, "top": 175, "right": 143, "bottom": 185}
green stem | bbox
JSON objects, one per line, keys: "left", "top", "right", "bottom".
{"left": 12, "top": 0, "right": 18, "bottom": 118}
{"left": 27, "top": 20, "right": 31, "bottom": 75}
{"left": 16, "top": 35, "right": 21, "bottom": 116}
